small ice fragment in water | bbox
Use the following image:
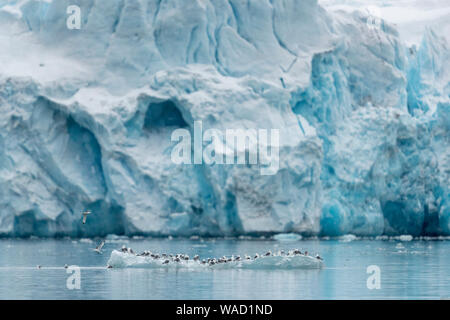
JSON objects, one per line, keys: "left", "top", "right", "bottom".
{"left": 396, "top": 243, "right": 405, "bottom": 249}
{"left": 399, "top": 235, "right": 413, "bottom": 241}
{"left": 273, "top": 233, "right": 302, "bottom": 241}
{"left": 339, "top": 234, "right": 357, "bottom": 242}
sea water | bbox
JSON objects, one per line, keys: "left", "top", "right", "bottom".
{"left": 0, "top": 237, "right": 449, "bottom": 299}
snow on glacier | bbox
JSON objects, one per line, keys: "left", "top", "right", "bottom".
{"left": 319, "top": 0, "right": 450, "bottom": 46}
{"left": 0, "top": 0, "right": 448, "bottom": 237}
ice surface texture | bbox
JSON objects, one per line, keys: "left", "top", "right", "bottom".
{"left": 0, "top": 0, "right": 448, "bottom": 237}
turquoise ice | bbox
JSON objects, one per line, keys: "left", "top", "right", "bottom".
{"left": 0, "top": 0, "right": 448, "bottom": 237}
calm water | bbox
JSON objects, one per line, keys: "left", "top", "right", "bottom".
{"left": 0, "top": 237, "right": 449, "bottom": 299}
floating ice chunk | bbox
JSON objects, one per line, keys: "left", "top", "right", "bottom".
{"left": 105, "top": 234, "right": 130, "bottom": 243}
{"left": 339, "top": 234, "right": 358, "bottom": 242}
{"left": 105, "top": 234, "right": 128, "bottom": 240}
{"left": 398, "top": 235, "right": 413, "bottom": 242}
{"left": 107, "top": 250, "right": 324, "bottom": 270}
{"left": 273, "top": 233, "right": 302, "bottom": 241}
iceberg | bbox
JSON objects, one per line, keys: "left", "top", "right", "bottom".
{"left": 0, "top": 0, "right": 448, "bottom": 237}
{"left": 107, "top": 250, "right": 324, "bottom": 269}
{"left": 273, "top": 233, "right": 302, "bottom": 241}
{"left": 338, "top": 234, "right": 357, "bottom": 242}
{"left": 398, "top": 235, "right": 413, "bottom": 242}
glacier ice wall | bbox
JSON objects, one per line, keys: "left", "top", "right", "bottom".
{"left": 0, "top": 0, "right": 448, "bottom": 237}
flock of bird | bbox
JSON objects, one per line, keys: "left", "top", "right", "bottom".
{"left": 36, "top": 210, "right": 323, "bottom": 269}
{"left": 111, "top": 246, "right": 323, "bottom": 268}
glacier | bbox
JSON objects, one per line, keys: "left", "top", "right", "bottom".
{"left": 0, "top": 0, "right": 448, "bottom": 237}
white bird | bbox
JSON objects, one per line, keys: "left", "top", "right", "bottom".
{"left": 81, "top": 210, "right": 91, "bottom": 224}
{"left": 93, "top": 240, "right": 105, "bottom": 254}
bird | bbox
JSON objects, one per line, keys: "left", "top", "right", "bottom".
{"left": 81, "top": 210, "right": 91, "bottom": 224}
{"left": 193, "top": 255, "right": 200, "bottom": 261}
{"left": 37, "top": 265, "right": 41, "bottom": 269}
{"left": 64, "top": 264, "right": 68, "bottom": 269}
{"left": 93, "top": 240, "right": 105, "bottom": 254}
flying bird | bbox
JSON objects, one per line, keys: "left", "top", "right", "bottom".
{"left": 93, "top": 240, "right": 105, "bottom": 254}
{"left": 81, "top": 210, "right": 91, "bottom": 224}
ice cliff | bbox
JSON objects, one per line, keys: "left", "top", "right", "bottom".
{"left": 0, "top": 0, "right": 448, "bottom": 237}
